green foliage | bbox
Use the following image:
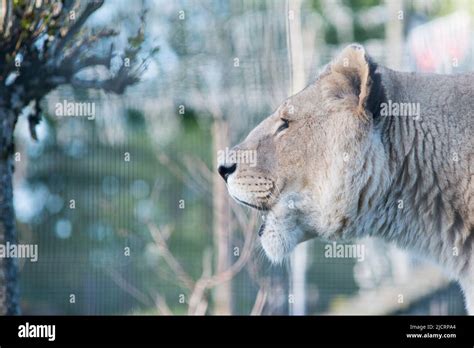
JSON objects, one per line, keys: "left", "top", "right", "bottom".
{"left": 342, "top": 0, "right": 381, "bottom": 9}
{"left": 311, "top": 0, "right": 385, "bottom": 44}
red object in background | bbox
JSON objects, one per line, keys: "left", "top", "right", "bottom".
{"left": 408, "top": 12, "right": 471, "bottom": 73}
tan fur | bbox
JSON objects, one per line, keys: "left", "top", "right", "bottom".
{"left": 331, "top": 45, "right": 371, "bottom": 118}
{"left": 219, "top": 44, "right": 474, "bottom": 314}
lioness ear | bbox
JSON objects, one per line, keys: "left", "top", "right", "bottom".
{"left": 329, "top": 44, "right": 372, "bottom": 120}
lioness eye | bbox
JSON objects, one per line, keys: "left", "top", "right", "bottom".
{"left": 276, "top": 119, "right": 289, "bottom": 133}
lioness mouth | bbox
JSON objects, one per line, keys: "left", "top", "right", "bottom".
{"left": 233, "top": 197, "right": 270, "bottom": 211}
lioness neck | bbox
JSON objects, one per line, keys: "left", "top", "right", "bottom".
{"left": 357, "top": 66, "right": 473, "bottom": 278}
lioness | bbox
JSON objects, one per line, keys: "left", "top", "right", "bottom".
{"left": 218, "top": 44, "right": 473, "bottom": 314}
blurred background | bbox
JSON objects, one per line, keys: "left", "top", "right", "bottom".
{"left": 13, "top": 0, "right": 473, "bottom": 315}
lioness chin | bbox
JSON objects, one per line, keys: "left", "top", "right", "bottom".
{"left": 218, "top": 44, "right": 473, "bottom": 314}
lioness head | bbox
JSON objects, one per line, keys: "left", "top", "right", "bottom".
{"left": 218, "top": 44, "right": 388, "bottom": 263}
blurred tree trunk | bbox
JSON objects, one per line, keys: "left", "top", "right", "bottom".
{"left": 287, "top": 0, "right": 307, "bottom": 316}
{"left": 385, "top": 0, "right": 403, "bottom": 70}
{"left": 212, "top": 118, "right": 232, "bottom": 314}
{"left": 0, "top": 106, "right": 20, "bottom": 315}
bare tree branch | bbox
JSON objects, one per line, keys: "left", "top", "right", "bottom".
{"left": 155, "top": 294, "right": 173, "bottom": 315}
{"left": 104, "top": 267, "right": 154, "bottom": 308}
{"left": 70, "top": 71, "right": 139, "bottom": 94}
{"left": 148, "top": 224, "right": 195, "bottom": 290}
{"left": 52, "top": 0, "right": 105, "bottom": 61}
{"left": 147, "top": 212, "right": 258, "bottom": 315}
{"left": 250, "top": 286, "right": 268, "bottom": 315}
{"left": 188, "top": 249, "right": 212, "bottom": 315}
{"left": 71, "top": 43, "right": 114, "bottom": 72}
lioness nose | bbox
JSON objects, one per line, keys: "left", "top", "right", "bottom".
{"left": 218, "top": 163, "right": 237, "bottom": 182}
